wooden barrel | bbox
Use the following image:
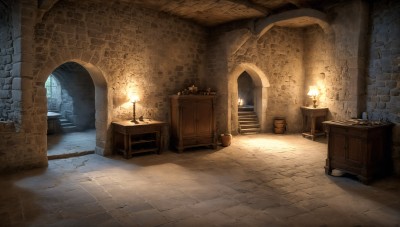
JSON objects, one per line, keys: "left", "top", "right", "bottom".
{"left": 274, "top": 117, "right": 286, "bottom": 134}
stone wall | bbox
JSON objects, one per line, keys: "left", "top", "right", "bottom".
{"left": 0, "top": 0, "right": 48, "bottom": 172}
{"left": 0, "top": 0, "right": 207, "bottom": 172}
{"left": 0, "top": 0, "right": 13, "bottom": 120}
{"left": 368, "top": 0, "right": 400, "bottom": 174}
{"left": 208, "top": 26, "right": 305, "bottom": 133}
{"left": 33, "top": 0, "right": 207, "bottom": 120}
{"left": 252, "top": 27, "right": 305, "bottom": 133}
{"left": 206, "top": 0, "right": 370, "bottom": 135}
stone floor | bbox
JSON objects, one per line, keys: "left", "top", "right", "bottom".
{"left": 1, "top": 133, "right": 400, "bottom": 226}
{"left": 47, "top": 129, "right": 96, "bottom": 159}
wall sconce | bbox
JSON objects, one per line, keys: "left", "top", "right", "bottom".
{"left": 238, "top": 98, "right": 243, "bottom": 106}
{"left": 130, "top": 95, "right": 140, "bottom": 123}
{"left": 307, "top": 86, "right": 319, "bottom": 108}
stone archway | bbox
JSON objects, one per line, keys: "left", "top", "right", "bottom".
{"left": 38, "top": 59, "right": 112, "bottom": 156}
{"left": 228, "top": 63, "right": 270, "bottom": 134}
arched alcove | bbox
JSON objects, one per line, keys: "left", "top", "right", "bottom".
{"left": 228, "top": 63, "right": 270, "bottom": 134}
{"left": 38, "top": 59, "right": 111, "bottom": 156}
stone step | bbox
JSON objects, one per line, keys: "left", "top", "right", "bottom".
{"left": 238, "top": 105, "right": 254, "bottom": 111}
{"left": 239, "top": 115, "right": 257, "bottom": 119}
{"left": 238, "top": 111, "right": 256, "bottom": 115}
{"left": 239, "top": 116, "right": 257, "bottom": 119}
{"left": 61, "top": 122, "right": 75, "bottom": 127}
{"left": 62, "top": 125, "right": 77, "bottom": 133}
{"left": 239, "top": 119, "right": 258, "bottom": 123}
{"left": 240, "top": 123, "right": 260, "bottom": 129}
{"left": 58, "top": 117, "right": 77, "bottom": 133}
{"left": 240, "top": 128, "right": 261, "bottom": 134}
{"left": 238, "top": 109, "right": 260, "bottom": 135}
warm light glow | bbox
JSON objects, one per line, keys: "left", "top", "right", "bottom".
{"left": 130, "top": 94, "right": 140, "bottom": 103}
{"left": 307, "top": 86, "right": 319, "bottom": 97}
{"left": 238, "top": 98, "right": 243, "bottom": 106}
{"left": 307, "top": 86, "right": 319, "bottom": 108}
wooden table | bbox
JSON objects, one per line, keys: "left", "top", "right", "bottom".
{"left": 300, "top": 106, "right": 328, "bottom": 140}
{"left": 112, "top": 120, "right": 167, "bottom": 158}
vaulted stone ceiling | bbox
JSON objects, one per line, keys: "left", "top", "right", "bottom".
{"left": 38, "top": 0, "right": 343, "bottom": 26}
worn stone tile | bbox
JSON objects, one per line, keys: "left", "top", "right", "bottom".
{"left": 130, "top": 209, "right": 170, "bottom": 226}
{"left": 160, "top": 205, "right": 195, "bottom": 221}
{"left": 0, "top": 134, "right": 399, "bottom": 226}
{"left": 149, "top": 195, "right": 197, "bottom": 211}
{"left": 219, "top": 205, "right": 256, "bottom": 218}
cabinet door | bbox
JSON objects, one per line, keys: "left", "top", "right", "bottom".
{"left": 181, "top": 101, "right": 196, "bottom": 137}
{"left": 330, "top": 133, "right": 346, "bottom": 162}
{"left": 196, "top": 99, "right": 213, "bottom": 135}
{"left": 346, "top": 136, "right": 363, "bottom": 168}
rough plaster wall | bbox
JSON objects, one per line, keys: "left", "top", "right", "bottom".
{"left": 34, "top": 0, "right": 207, "bottom": 122}
{"left": 368, "top": 0, "right": 400, "bottom": 174}
{"left": 237, "top": 72, "right": 254, "bottom": 106}
{"left": 303, "top": 25, "right": 337, "bottom": 118}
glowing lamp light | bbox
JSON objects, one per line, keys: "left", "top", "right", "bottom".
{"left": 307, "top": 86, "right": 319, "bottom": 108}
{"left": 130, "top": 94, "right": 140, "bottom": 103}
{"left": 130, "top": 94, "right": 140, "bottom": 123}
{"left": 238, "top": 98, "right": 243, "bottom": 106}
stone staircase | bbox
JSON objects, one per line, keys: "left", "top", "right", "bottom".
{"left": 238, "top": 106, "right": 260, "bottom": 134}
{"left": 59, "top": 117, "right": 77, "bottom": 133}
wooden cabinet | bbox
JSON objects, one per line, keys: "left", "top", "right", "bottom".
{"left": 323, "top": 121, "right": 393, "bottom": 184}
{"left": 300, "top": 107, "right": 328, "bottom": 140}
{"left": 112, "top": 120, "right": 166, "bottom": 158}
{"left": 170, "top": 95, "right": 217, "bottom": 152}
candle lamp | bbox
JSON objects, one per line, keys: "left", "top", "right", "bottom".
{"left": 130, "top": 95, "right": 140, "bottom": 123}
{"left": 307, "top": 86, "right": 319, "bottom": 108}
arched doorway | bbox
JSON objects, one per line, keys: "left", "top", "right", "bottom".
{"left": 45, "top": 62, "right": 96, "bottom": 158}
{"left": 38, "top": 60, "right": 111, "bottom": 157}
{"left": 228, "top": 63, "right": 270, "bottom": 135}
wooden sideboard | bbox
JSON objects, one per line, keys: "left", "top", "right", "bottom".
{"left": 300, "top": 106, "right": 328, "bottom": 140}
{"left": 323, "top": 120, "right": 393, "bottom": 184}
{"left": 112, "top": 120, "right": 166, "bottom": 158}
{"left": 170, "top": 95, "right": 217, "bottom": 152}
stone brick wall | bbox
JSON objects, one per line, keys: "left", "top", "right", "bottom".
{"left": 0, "top": 0, "right": 48, "bottom": 172}
{"left": 208, "top": 26, "right": 305, "bottom": 133}
{"left": 0, "top": 0, "right": 13, "bottom": 121}
{"left": 249, "top": 27, "right": 305, "bottom": 133}
{"left": 368, "top": 0, "right": 400, "bottom": 174}
{"left": 207, "top": 0, "right": 369, "bottom": 135}
{"left": 33, "top": 0, "right": 207, "bottom": 121}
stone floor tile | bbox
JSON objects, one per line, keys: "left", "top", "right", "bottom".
{"left": 130, "top": 209, "right": 170, "bottom": 226}
{"left": 264, "top": 204, "right": 308, "bottom": 219}
{"left": 0, "top": 133, "right": 398, "bottom": 226}
{"left": 188, "top": 197, "right": 239, "bottom": 215}
{"left": 219, "top": 204, "right": 257, "bottom": 218}
{"left": 149, "top": 195, "right": 198, "bottom": 211}
{"left": 160, "top": 205, "right": 196, "bottom": 221}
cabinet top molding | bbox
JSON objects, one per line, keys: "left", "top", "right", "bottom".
{"left": 323, "top": 120, "right": 394, "bottom": 130}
